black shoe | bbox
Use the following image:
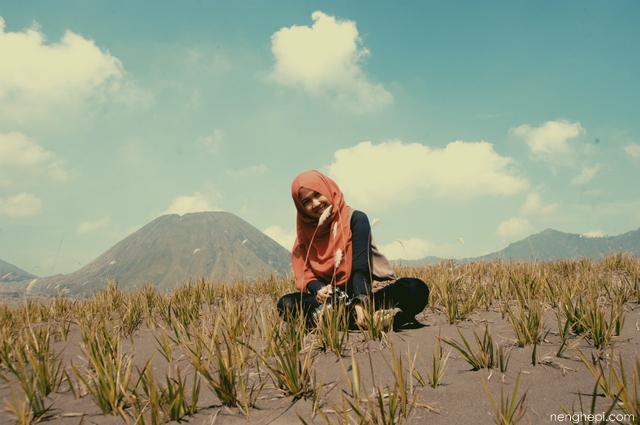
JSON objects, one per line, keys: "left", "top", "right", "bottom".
{"left": 393, "top": 311, "right": 426, "bottom": 330}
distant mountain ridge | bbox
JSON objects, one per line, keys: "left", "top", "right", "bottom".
{"left": 391, "top": 256, "right": 442, "bottom": 267}
{"left": 472, "top": 228, "right": 640, "bottom": 262}
{"left": 4, "top": 225, "right": 640, "bottom": 296}
{"left": 24, "top": 212, "right": 291, "bottom": 295}
{"left": 399, "top": 228, "right": 640, "bottom": 265}
{"left": 0, "top": 259, "right": 36, "bottom": 283}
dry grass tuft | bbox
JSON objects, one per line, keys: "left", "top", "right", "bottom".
{"left": 0, "top": 254, "right": 639, "bottom": 423}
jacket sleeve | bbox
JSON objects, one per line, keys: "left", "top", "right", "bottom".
{"left": 349, "top": 210, "right": 372, "bottom": 303}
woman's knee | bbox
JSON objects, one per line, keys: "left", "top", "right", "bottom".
{"left": 277, "top": 293, "right": 319, "bottom": 318}
{"left": 395, "top": 277, "right": 430, "bottom": 314}
{"left": 277, "top": 294, "right": 297, "bottom": 314}
{"left": 406, "top": 277, "right": 429, "bottom": 300}
{"left": 393, "top": 277, "right": 427, "bottom": 293}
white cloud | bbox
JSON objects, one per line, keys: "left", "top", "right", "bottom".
{"left": 162, "top": 192, "right": 220, "bottom": 216}
{"left": 125, "top": 225, "right": 143, "bottom": 236}
{"left": 227, "top": 165, "right": 269, "bottom": 177}
{"left": 571, "top": 164, "right": 601, "bottom": 185}
{"left": 196, "top": 129, "right": 223, "bottom": 154}
{"left": 581, "top": 230, "right": 605, "bottom": 238}
{"left": 496, "top": 217, "right": 533, "bottom": 237}
{"left": 77, "top": 216, "right": 110, "bottom": 234}
{"left": 270, "top": 11, "right": 392, "bottom": 113}
{"left": 263, "top": 225, "right": 296, "bottom": 251}
{"left": 0, "top": 193, "right": 42, "bottom": 217}
{"left": 0, "top": 132, "right": 70, "bottom": 186}
{"left": 120, "top": 139, "right": 145, "bottom": 165}
{"left": 327, "top": 140, "right": 528, "bottom": 209}
{"left": 378, "top": 238, "right": 453, "bottom": 261}
{"left": 0, "top": 16, "right": 126, "bottom": 124}
{"left": 624, "top": 143, "right": 640, "bottom": 159}
{"left": 185, "top": 47, "right": 232, "bottom": 74}
{"left": 520, "top": 193, "right": 558, "bottom": 215}
{"left": 510, "top": 119, "right": 585, "bottom": 162}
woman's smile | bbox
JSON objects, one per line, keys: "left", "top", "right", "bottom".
{"left": 298, "top": 187, "right": 332, "bottom": 220}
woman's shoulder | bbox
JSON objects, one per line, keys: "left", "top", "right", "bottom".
{"left": 350, "top": 210, "right": 368, "bottom": 221}
{"left": 349, "top": 210, "right": 370, "bottom": 229}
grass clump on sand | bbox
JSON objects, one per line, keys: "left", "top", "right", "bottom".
{"left": 0, "top": 253, "right": 639, "bottom": 424}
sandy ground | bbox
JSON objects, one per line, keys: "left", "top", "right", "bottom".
{"left": 1, "top": 304, "right": 639, "bottom": 425}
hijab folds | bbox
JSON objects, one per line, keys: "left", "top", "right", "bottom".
{"left": 291, "top": 170, "right": 353, "bottom": 291}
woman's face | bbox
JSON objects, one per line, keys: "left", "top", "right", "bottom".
{"left": 298, "top": 187, "right": 332, "bottom": 219}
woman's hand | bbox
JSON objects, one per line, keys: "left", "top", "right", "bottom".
{"left": 355, "top": 308, "right": 394, "bottom": 329}
{"left": 354, "top": 304, "right": 367, "bottom": 328}
{"left": 315, "top": 285, "right": 333, "bottom": 304}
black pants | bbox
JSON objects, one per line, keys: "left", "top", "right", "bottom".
{"left": 277, "top": 277, "right": 429, "bottom": 325}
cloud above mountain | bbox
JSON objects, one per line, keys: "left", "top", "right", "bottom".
{"left": 624, "top": 143, "right": 640, "bottom": 159}
{"left": 77, "top": 216, "right": 111, "bottom": 234}
{"left": 510, "top": 119, "right": 585, "bottom": 164}
{"left": 270, "top": 11, "right": 392, "bottom": 113}
{"left": 0, "top": 193, "right": 42, "bottom": 217}
{"left": 0, "top": 132, "right": 70, "bottom": 186}
{"left": 0, "top": 16, "right": 130, "bottom": 125}
{"left": 520, "top": 193, "right": 559, "bottom": 215}
{"left": 571, "top": 164, "right": 601, "bottom": 185}
{"left": 496, "top": 217, "right": 533, "bottom": 237}
{"left": 162, "top": 192, "right": 221, "bottom": 216}
{"left": 327, "top": 140, "right": 528, "bottom": 209}
{"left": 378, "top": 237, "right": 454, "bottom": 261}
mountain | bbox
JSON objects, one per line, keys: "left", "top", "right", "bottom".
{"left": 26, "top": 212, "right": 292, "bottom": 295}
{"left": 399, "top": 228, "right": 640, "bottom": 265}
{"left": 0, "top": 259, "right": 37, "bottom": 283}
{"left": 472, "top": 228, "right": 640, "bottom": 262}
{"left": 391, "top": 256, "right": 442, "bottom": 267}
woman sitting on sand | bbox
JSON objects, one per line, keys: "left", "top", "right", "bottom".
{"left": 277, "top": 170, "right": 430, "bottom": 329}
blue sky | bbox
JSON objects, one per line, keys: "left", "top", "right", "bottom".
{"left": 1, "top": 1, "right": 639, "bottom": 276}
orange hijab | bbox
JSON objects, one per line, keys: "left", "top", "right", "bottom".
{"left": 291, "top": 170, "right": 353, "bottom": 291}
